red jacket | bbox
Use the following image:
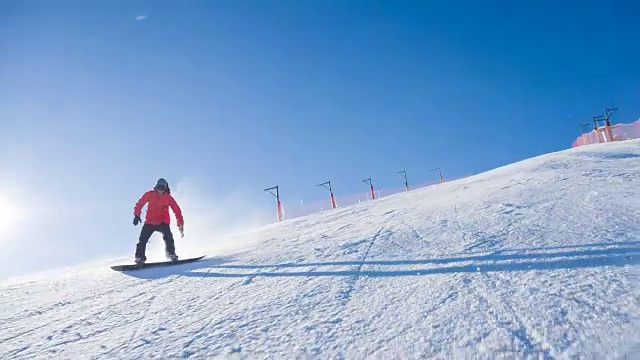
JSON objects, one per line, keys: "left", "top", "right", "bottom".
{"left": 134, "top": 190, "right": 184, "bottom": 227}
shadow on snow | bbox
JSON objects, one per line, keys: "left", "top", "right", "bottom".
{"left": 118, "top": 241, "right": 639, "bottom": 280}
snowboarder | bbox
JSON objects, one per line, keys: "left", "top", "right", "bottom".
{"left": 132, "top": 178, "right": 184, "bottom": 264}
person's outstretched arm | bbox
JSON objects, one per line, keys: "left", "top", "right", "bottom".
{"left": 133, "top": 191, "right": 151, "bottom": 224}
{"left": 169, "top": 195, "right": 184, "bottom": 235}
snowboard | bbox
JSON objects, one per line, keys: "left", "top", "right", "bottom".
{"left": 111, "top": 255, "right": 206, "bottom": 271}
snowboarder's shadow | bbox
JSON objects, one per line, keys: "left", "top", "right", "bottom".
{"left": 116, "top": 240, "right": 640, "bottom": 281}
{"left": 116, "top": 256, "right": 237, "bottom": 280}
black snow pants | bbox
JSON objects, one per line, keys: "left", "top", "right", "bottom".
{"left": 135, "top": 222, "right": 176, "bottom": 260}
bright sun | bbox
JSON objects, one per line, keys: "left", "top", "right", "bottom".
{"left": 0, "top": 192, "right": 26, "bottom": 238}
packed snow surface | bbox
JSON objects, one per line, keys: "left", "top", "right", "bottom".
{"left": 2, "top": 141, "right": 639, "bottom": 359}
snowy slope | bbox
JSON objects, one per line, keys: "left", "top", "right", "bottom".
{"left": 1, "top": 140, "right": 639, "bottom": 359}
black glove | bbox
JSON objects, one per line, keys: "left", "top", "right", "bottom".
{"left": 133, "top": 215, "right": 141, "bottom": 226}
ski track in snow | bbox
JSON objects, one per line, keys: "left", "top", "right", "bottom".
{"left": 1, "top": 140, "right": 640, "bottom": 359}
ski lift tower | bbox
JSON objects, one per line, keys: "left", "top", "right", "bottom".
{"left": 361, "top": 177, "right": 375, "bottom": 200}
{"left": 397, "top": 170, "right": 409, "bottom": 191}
{"left": 264, "top": 185, "right": 283, "bottom": 222}
{"left": 316, "top": 181, "right": 337, "bottom": 209}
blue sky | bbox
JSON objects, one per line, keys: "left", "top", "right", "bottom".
{"left": 1, "top": 0, "right": 638, "bottom": 278}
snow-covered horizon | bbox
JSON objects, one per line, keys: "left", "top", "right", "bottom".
{"left": 1, "top": 140, "right": 639, "bottom": 358}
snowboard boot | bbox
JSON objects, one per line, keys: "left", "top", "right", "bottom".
{"left": 166, "top": 252, "right": 179, "bottom": 262}
{"left": 135, "top": 257, "right": 146, "bottom": 264}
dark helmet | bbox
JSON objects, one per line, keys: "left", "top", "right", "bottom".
{"left": 154, "top": 178, "right": 170, "bottom": 193}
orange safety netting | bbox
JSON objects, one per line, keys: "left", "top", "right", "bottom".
{"left": 572, "top": 120, "right": 640, "bottom": 148}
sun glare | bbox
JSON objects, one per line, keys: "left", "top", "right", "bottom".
{"left": 0, "top": 192, "right": 26, "bottom": 238}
